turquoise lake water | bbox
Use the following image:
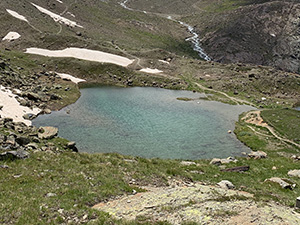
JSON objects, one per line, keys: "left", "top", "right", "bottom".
{"left": 33, "top": 87, "right": 255, "bottom": 159}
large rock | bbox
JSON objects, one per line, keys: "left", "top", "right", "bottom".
{"left": 210, "top": 157, "right": 237, "bottom": 165}
{"left": 23, "top": 113, "right": 37, "bottom": 120}
{"left": 26, "top": 92, "right": 40, "bottom": 101}
{"left": 248, "top": 151, "right": 267, "bottom": 159}
{"left": 15, "top": 136, "right": 31, "bottom": 146}
{"left": 0, "top": 150, "right": 29, "bottom": 160}
{"left": 180, "top": 161, "right": 196, "bottom": 166}
{"left": 265, "top": 177, "right": 293, "bottom": 189}
{"left": 210, "top": 158, "right": 222, "bottom": 165}
{"left": 66, "top": 141, "right": 78, "bottom": 152}
{"left": 297, "top": 197, "right": 300, "bottom": 208}
{"left": 217, "top": 180, "right": 235, "bottom": 189}
{"left": 38, "top": 126, "right": 58, "bottom": 139}
{"left": 288, "top": 170, "right": 300, "bottom": 178}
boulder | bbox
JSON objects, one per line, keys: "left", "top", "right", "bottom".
{"left": 42, "top": 108, "right": 52, "bottom": 114}
{"left": 0, "top": 165, "right": 9, "bottom": 169}
{"left": 66, "top": 141, "right": 78, "bottom": 152}
{"left": 15, "top": 136, "right": 31, "bottom": 146}
{"left": 0, "top": 150, "right": 29, "bottom": 160}
{"left": 210, "top": 157, "right": 237, "bottom": 165}
{"left": 217, "top": 180, "right": 235, "bottom": 189}
{"left": 210, "top": 158, "right": 222, "bottom": 165}
{"left": 297, "top": 197, "right": 300, "bottom": 208}
{"left": 23, "top": 113, "right": 37, "bottom": 120}
{"left": 248, "top": 151, "right": 267, "bottom": 159}
{"left": 180, "top": 161, "right": 196, "bottom": 166}
{"left": 38, "top": 126, "right": 58, "bottom": 139}
{"left": 221, "top": 157, "right": 238, "bottom": 164}
{"left": 288, "top": 170, "right": 300, "bottom": 178}
{"left": 26, "top": 92, "right": 40, "bottom": 101}
{"left": 265, "top": 177, "right": 292, "bottom": 189}
{"left": 5, "top": 135, "right": 16, "bottom": 146}
{"left": 26, "top": 143, "right": 39, "bottom": 149}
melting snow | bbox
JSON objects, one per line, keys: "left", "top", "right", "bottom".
{"left": 31, "top": 3, "right": 83, "bottom": 28}
{"left": 55, "top": 72, "right": 86, "bottom": 84}
{"left": 140, "top": 68, "right": 163, "bottom": 74}
{"left": 2, "top": 32, "right": 21, "bottom": 41}
{"left": 26, "top": 47, "right": 134, "bottom": 67}
{"left": 158, "top": 60, "right": 170, "bottom": 64}
{"left": 0, "top": 86, "right": 41, "bottom": 126}
{"left": 6, "top": 9, "right": 28, "bottom": 22}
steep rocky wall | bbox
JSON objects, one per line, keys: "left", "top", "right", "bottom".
{"left": 202, "top": 1, "right": 300, "bottom": 73}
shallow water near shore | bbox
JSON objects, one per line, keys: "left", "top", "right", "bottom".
{"left": 33, "top": 87, "right": 255, "bottom": 159}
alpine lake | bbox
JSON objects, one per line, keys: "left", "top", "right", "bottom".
{"left": 33, "top": 86, "right": 255, "bottom": 159}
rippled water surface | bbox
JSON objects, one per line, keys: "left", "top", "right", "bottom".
{"left": 33, "top": 87, "right": 255, "bottom": 159}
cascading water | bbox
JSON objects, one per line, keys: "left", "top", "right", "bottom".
{"left": 120, "top": 1, "right": 211, "bottom": 61}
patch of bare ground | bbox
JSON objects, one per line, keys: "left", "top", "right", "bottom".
{"left": 93, "top": 181, "right": 300, "bottom": 224}
{"left": 243, "top": 111, "right": 300, "bottom": 148}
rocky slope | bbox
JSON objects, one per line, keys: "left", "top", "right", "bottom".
{"left": 201, "top": 1, "right": 300, "bottom": 73}
{"left": 122, "top": 0, "right": 300, "bottom": 73}
{"left": 94, "top": 182, "right": 300, "bottom": 224}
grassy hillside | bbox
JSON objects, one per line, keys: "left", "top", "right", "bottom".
{"left": 0, "top": 0, "right": 197, "bottom": 58}
{"left": 1, "top": 0, "right": 300, "bottom": 223}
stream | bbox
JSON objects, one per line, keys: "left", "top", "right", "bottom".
{"left": 119, "top": 0, "right": 211, "bottom": 61}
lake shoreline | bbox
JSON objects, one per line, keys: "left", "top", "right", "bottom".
{"left": 33, "top": 86, "right": 255, "bottom": 160}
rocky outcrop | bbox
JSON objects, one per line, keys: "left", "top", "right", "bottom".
{"left": 202, "top": 1, "right": 300, "bottom": 73}
{"left": 0, "top": 118, "right": 77, "bottom": 161}
{"left": 93, "top": 181, "right": 300, "bottom": 224}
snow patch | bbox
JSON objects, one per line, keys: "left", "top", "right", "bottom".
{"left": 55, "top": 72, "right": 86, "bottom": 84}
{"left": 0, "top": 86, "right": 41, "bottom": 126}
{"left": 140, "top": 68, "right": 163, "bottom": 74}
{"left": 67, "top": 12, "right": 75, "bottom": 18}
{"left": 6, "top": 9, "right": 28, "bottom": 22}
{"left": 56, "top": 0, "right": 63, "bottom": 3}
{"left": 26, "top": 47, "right": 134, "bottom": 67}
{"left": 31, "top": 3, "right": 83, "bottom": 28}
{"left": 2, "top": 32, "right": 21, "bottom": 41}
{"left": 158, "top": 60, "right": 170, "bottom": 64}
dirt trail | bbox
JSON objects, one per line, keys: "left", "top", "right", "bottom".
{"left": 194, "top": 82, "right": 254, "bottom": 106}
{"left": 93, "top": 182, "right": 300, "bottom": 224}
{"left": 242, "top": 110, "right": 300, "bottom": 148}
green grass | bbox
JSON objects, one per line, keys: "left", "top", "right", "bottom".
{"left": 1, "top": 112, "right": 300, "bottom": 224}
{"left": 261, "top": 109, "right": 300, "bottom": 143}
